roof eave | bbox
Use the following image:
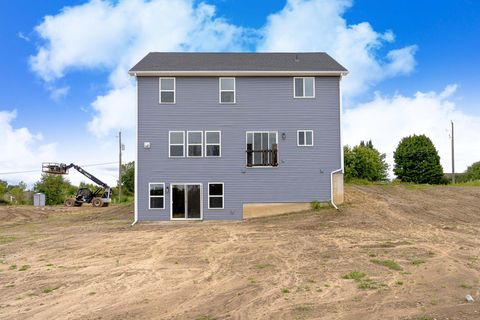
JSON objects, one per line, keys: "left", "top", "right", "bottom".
{"left": 128, "top": 70, "right": 348, "bottom": 77}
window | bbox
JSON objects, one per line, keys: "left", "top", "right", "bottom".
{"left": 187, "top": 131, "right": 203, "bottom": 157}
{"left": 149, "top": 183, "right": 165, "bottom": 209}
{"left": 246, "top": 131, "right": 278, "bottom": 167}
{"left": 219, "top": 78, "right": 235, "bottom": 103}
{"left": 205, "top": 131, "right": 221, "bottom": 157}
{"left": 294, "top": 77, "right": 315, "bottom": 98}
{"left": 169, "top": 131, "right": 184, "bottom": 157}
{"left": 297, "top": 130, "right": 314, "bottom": 146}
{"left": 159, "top": 78, "right": 175, "bottom": 103}
{"left": 208, "top": 183, "right": 224, "bottom": 209}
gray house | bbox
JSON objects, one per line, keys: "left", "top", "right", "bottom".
{"left": 129, "top": 52, "right": 347, "bottom": 222}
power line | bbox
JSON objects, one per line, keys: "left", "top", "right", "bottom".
{"left": 0, "top": 162, "right": 118, "bottom": 175}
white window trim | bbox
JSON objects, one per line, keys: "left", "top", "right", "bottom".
{"left": 297, "top": 130, "right": 314, "bottom": 147}
{"left": 208, "top": 182, "right": 224, "bottom": 209}
{"left": 245, "top": 131, "right": 279, "bottom": 168}
{"left": 159, "top": 77, "right": 176, "bottom": 104}
{"left": 187, "top": 131, "right": 203, "bottom": 157}
{"left": 205, "top": 131, "right": 222, "bottom": 157}
{"left": 168, "top": 131, "right": 185, "bottom": 158}
{"left": 219, "top": 77, "right": 236, "bottom": 104}
{"left": 293, "top": 77, "right": 315, "bottom": 99}
{"left": 148, "top": 182, "right": 165, "bottom": 210}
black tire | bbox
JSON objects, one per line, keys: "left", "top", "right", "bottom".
{"left": 92, "top": 198, "right": 103, "bottom": 207}
{"left": 64, "top": 198, "right": 75, "bottom": 207}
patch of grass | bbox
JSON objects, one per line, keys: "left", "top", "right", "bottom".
{"left": 256, "top": 263, "right": 274, "bottom": 269}
{"left": 281, "top": 287, "right": 290, "bottom": 293}
{"left": 459, "top": 283, "right": 473, "bottom": 289}
{"left": 410, "top": 259, "right": 425, "bottom": 266}
{"left": 88, "top": 292, "right": 96, "bottom": 295}
{"left": 5, "top": 283, "right": 15, "bottom": 288}
{"left": 195, "top": 316, "right": 216, "bottom": 320}
{"left": 341, "top": 271, "right": 366, "bottom": 281}
{"left": 368, "top": 252, "right": 377, "bottom": 257}
{"left": 370, "top": 259, "right": 403, "bottom": 271}
{"left": 297, "top": 284, "right": 310, "bottom": 291}
{"left": 9, "top": 264, "right": 17, "bottom": 270}
{"left": 294, "top": 304, "right": 313, "bottom": 313}
{"left": 307, "top": 278, "right": 316, "bottom": 283}
{"left": 43, "top": 287, "right": 54, "bottom": 294}
{"left": 396, "top": 280, "right": 404, "bottom": 285}
{"left": 45, "top": 263, "right": 54, "bottom": 267}
{"left": 18, "top": 265, "right": 30, "bottom": 272}
{"left": 310, "top": 200, "right": 327, "bottom": 211}
{"left": 0, "top": 236, "right": 16, "bottom": 244}
{"left": 357, "top": 279, "right": 387, "bottom": 290}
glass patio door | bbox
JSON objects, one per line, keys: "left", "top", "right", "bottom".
{"left": 171, "top": 183, "right": 202, "bottom": 220}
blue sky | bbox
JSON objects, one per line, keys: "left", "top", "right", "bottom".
{"left": 0, "top": 0, "right": 479, "bottom": 185}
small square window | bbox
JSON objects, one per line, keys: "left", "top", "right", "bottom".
{"left": 297, "top": 130, "right": 314, "bottom": 146}
{"left": 294, "top": 77, "right": 315, "bottom": 98}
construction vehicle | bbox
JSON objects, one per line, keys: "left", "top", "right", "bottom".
{"left": 42, "top": 163, "right": 112, "bottom": 207}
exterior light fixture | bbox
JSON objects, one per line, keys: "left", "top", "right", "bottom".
{"left": 144, "top": 142, "right": 151, "bottom": 149}
{"left": 282, "top": 132, "right": 287, "bottom": 140}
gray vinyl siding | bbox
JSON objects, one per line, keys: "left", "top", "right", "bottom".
{"left": 137, "top": 76, "right": 341, "bottom": 220}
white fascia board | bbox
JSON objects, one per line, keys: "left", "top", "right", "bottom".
{"left": 128, "top": 70, "right": 348, "bottom": 77}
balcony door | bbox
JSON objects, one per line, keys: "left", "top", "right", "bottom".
{"left": 171, "top": 183, "right": 202, "bottom": 220}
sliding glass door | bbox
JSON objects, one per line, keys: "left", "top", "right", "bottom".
{"left": 171, "top": 183, "right": 202, "bottom": 220}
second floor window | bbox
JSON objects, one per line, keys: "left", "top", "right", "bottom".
{"left": 169, "top": 131, "right": 185, "bottom": 157}
{"left": 246, "top": 131, "right": 278, "bottom": 167}
{"left": 297, "top": 130, "right": 314, "bottom": 146}
{"left": 187, "top": 131, "right": 203, "bottom": 157}
{"left": 219, "top": 78, "right": 235, "bottom": 104}
{"left": 294, "top": 77, "right": 315, "bottom": 98}
{"left": 205, "top": 131, "right": 221, "bottom": 157}
{"left": 159, "top": 78, "right": 175, "bottom": 103}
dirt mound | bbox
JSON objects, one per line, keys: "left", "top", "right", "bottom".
{"left": 0, "top": 185, "right": 479, "bottom": 320}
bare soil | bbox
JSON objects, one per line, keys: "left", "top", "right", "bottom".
{"left": 1, "top": 185, "right": 480, "bottom": 320}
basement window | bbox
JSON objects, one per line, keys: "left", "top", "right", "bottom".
{"left": 159, "top": 78, "right": 175, "bottom": 103}
{"left": 208, "top": 182, "right": 224, "bottom": 209}
{"left": 294, "top": 77, "right": 315, "bottom": 98}
{"left": 149, "top": 183, "right": 165, "bottom": 209}
{"left": 297, "top": 130, "right": 314, "bottom": 146}
{"left": 219, "top": 78, "right": 236, "bottom": 103}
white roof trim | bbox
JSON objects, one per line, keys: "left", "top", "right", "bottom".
{"left": 129, "top": 70, "right": 348, "bottom": 77}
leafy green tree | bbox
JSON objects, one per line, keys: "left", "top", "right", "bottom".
{"left": 7, "top": 181, "right": 29, "bottom": 204}
{"left": 121, "top": 161, "right": 134, "bottom": 194}
{"left": 393, "top": 134, "right": 445, "bottom": 184}
{"left": 464, "top": 161, "right": 480, "bottom": 181}
{"left": 34, "top": 174, "right": 74, "bottom": 205}
{"left": 344, "top": 140, "right": 389, "bottom": 182}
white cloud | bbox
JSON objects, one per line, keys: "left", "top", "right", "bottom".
{"left": 0, "top": 110, "right": 57, "bottom": 185}
{"left": 344, "top": 85, "right": 480, "bottom": 175}
{"left": 30, "top": 0, "right": 247, "bottom": 136}
{"left": 258, "top": 0, "right": 417, "bottom": 98}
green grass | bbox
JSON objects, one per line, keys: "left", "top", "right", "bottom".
{"left": 341, "top": 271, "right": 366, "bottom": 281}
{"left": 370, "top": 259, "right": 403, "bottom": 271}
{"left": 256, "top": 263, "right": 274, "bottom": 269}
{"left": 357, "top": 279, "right": 387, "bottom": 290}
{"left": 396, "top": 280, "right": 404, "bottom": 286}
{"left": 43, "top": 287, "right": 54, "bottom": 293}
{"left": 294, "top": 304, "right": 313, "bottom": 313}
{"left": 18, "top": 265, "right": 30, "bottom": 272}
{"left": 9, "top": 264, "right": 17, "bottom": 270}
{"left": 281, "top": 287, "right": 290, "bottom": 293}
{"left": 410, "top": 259, "right": 426, "bottom": 266}
{"left": 5, "top": 284, "right": 15, "bottom": 288}
{"left": 0, "top": 236, "right": 16, "bottom": 244}
{"left": 459, "top": 283, "right": 473, "bottom": 289}
{"left": 451, "top": 180, "right": 480, "bottom": 187}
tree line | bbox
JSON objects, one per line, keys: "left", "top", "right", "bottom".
{"left": 0, "top": 161, "right": 135, "bottom": 205}
{"left": 345, "top": 134, "right": 479, "bottom": 184}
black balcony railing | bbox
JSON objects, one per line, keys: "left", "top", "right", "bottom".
{"left": 246, "top": 144, "right": 278, "bottom": 167}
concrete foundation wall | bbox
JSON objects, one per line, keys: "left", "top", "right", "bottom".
{"left": 332, "top": 172, "right": 344, "bottom": 205}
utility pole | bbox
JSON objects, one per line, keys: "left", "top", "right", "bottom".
{"left": 118, "top": 131, "right": 122, "bottom": 203}
{"left": 451, "top": 121, "right": 455, "bottom": 184}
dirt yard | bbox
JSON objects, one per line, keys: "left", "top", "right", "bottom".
{"left": 1, "top": 185, "right": 480, "bottom": 320}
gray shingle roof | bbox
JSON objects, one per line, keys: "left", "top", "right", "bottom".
{"left": 129, "top": 52, "right": 347, "bottom": 74}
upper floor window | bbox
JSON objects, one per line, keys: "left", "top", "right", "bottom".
{"left": 205, "top": 131, "right": 221, "bottom": 157}
{"left": 246, "top": 131, "right": 278, "bottom": 167}
{"left": 297, "top": 130, "right": 314, "bottom": 146}
{"left": 219, "top": 78, "right": 236, "bottom": 104}
{"left": 294, "top": 77, "right": 315, "bottom": 98}
{"left": 159, "top": 78, "right": 175, "bottom": 104}
{"left": 169, "top": 131, "right": 185, "bottom": 157}
{"left": 187, "top": 131, "right": 203, "bottom": 157}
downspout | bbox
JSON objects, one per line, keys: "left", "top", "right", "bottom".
{"left": 131, "top": 75, "right": 139, "bottom": 226}
{"left": 330, "top": 168, "right": 342, "bottom": 210}
{"left": 330, "top": 75, "right": 344, "bottom": 211}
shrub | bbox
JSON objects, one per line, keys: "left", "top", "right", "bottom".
{"left": 393, "top": 135, "right": 445, "bottom": 184}
{"left": 344, "top": 140, "right": 389, "bottom": 182}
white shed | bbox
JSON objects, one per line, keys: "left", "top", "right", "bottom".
{"left": 33, "top": 193, "right": 46, "bottom": 207}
